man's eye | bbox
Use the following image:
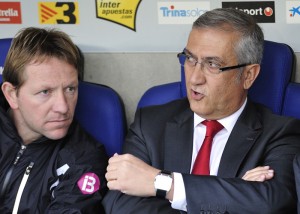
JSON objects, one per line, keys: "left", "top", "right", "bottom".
{"left": 186, "top": 55, "right": 196, "bottom": 63}
{"left": 40, "top": 90, "right": 49, "bottom": 95}
{"left": 207, "top": 61, "right": 221, "bottom": 68}
{"left": 67, "top": 87, "right": 76, "bottom": 93}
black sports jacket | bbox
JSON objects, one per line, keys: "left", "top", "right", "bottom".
{"left": 0, "top": 91, "right": 108, "bottom": 213}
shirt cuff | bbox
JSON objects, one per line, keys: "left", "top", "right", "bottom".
{"left": 171, "top": 172, "right": 187, "bottom": 211}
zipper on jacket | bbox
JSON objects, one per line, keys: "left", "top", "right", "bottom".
{"left": 12, "top": 161, "right": 34, "bottom": 214}
{"left": 14, "top": 145, "right": 27, "bottom": 164}
{"left": 0, "top": 145, "right": 27, "bottom": 197}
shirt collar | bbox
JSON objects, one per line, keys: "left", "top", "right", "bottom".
{"left": 193, "top": 98, "right": 247, "bottom": 133}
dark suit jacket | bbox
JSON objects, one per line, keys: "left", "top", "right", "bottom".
{"left": 103, "top": 98, "right": 300, "bottom": 214}
{"left": 293, "top": 154, "right": 300, "bottom": 214}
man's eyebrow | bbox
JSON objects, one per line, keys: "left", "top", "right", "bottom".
{"left": 184, "top": 48, "right": 191, "bottom": 54}
{"left": 184, "top": 48, "right": 197, "bottom": 58}
{"left": 185, "top": 48, "right": 225, "bottom": 64}
{"left": 205, "top": 56, "right": 224, "bottom": 64}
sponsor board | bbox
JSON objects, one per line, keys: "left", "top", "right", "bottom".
{"left": 96, "top": 0, "right": 142, "bottom": 31}
{"left": 286, "top": 1, "right": 300, "bottom": 23}
{"left": 0, "top": 2, "right": 22, "bottom": 24}
{"left": 222, "top": 1, "right": 275, "bottom": 23}
{"left": 158, "top": 2, "right": 210, "bottom": 24}
{"left": 38, "top": 2, "right": 79, "bottom": 24}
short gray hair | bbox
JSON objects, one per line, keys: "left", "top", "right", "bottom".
{"left": 192, "top": 8, "right": 264, "bottom": 65}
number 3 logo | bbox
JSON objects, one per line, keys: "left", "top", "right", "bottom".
{"left": 56, "top": 2, "right": 76, "bottom": 24}
{"left": 39, "top": 2, "right": 79, "bottom": 24}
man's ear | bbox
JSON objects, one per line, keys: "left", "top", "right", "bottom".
{"left": 243, "top": 64, "right": 260, "bottom": 90}
{"left": 1, "top": 82, "right": 18, "bottom": 109}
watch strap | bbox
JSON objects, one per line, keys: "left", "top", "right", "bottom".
{"left": 155, "top": 170, "right": 172, "bottom": 198}
{"left": 160, "top": 170, "right": 172, "bottom": 175}
{"left": 156, "top": 189, "right": 167, "bottom": 198}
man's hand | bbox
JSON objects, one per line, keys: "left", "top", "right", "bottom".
{"left": 106, "top": 153, "right": 274, "bottom": 200}
{"left": 106, "top": 153, "right": 160, "bottom": 197}
{"left": 242, "top": 166, "right": 274, "bottom": 182}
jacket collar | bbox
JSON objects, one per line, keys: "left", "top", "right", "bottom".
{"left": 163, "top": 100, "right": 262, "bottom": 177}
{"left": 163, "top": 103, "right": 194, "bottom": 173}
{"left": 217, "top": 101, "right": 262, "bottom": 177}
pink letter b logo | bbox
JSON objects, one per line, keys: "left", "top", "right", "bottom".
{"left": 77, "top": 172, "right": 100, "bottom": 194}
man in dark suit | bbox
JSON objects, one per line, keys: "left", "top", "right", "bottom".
{"left": 293, "top": 155, "right": 300, "bottom": 213}
{"left": 103, "top": 8, "right": 300, "bottom": 213}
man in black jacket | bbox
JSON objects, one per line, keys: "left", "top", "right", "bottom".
{"left": 104, "top": 8, "right": 300, "bottom": 213}
{"left": 0, "top": 27, "right": 108, "bottom": 213}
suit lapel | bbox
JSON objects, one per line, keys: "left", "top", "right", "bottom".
{"left": 162, "top": 100, "right": 263, "bottom": 177}
{"left": 163, "top": 108, "right": 194, "bottom": 174}
{"left": 218, "top": 101, "right": 262, "bottom": 177}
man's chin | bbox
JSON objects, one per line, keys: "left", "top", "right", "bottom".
{"left": 44, "top": 128, "right": 69, "bottom": 140}
{"left": 189, "top": 103, "right": 211, "bottom": 118}
{"left": 190, "top": 101, "right": 205, "bottom": 112}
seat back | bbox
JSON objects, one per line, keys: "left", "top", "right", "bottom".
{"left": 282, "top": 83, "right": 300, "bottom": 119}
{"left": 76, "top": 82, "right": 127, "bottom": 156}
{"left": 137, "top": 82, "right": 182, "bottom": 107}
{"left": 0, "top": 38, "right": 12, "bottom": 82}
{"left": 0, "top": 38, "right": 126, "bottom": 156}
{"left": 138, "top": 40, "right": 294, "bottom": 115}
{"left": 248, "top": 40, "right": 294, "bottom": 114}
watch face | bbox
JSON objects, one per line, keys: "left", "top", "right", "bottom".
{"left": 155, "top": 173, "right": 173, "bottom": 191}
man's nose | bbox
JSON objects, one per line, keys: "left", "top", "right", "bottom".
{"left": 189, "top": 63, "right": 206, "bottom": 84}
{"left": 53, "top": 91, "right": 69, "bottom": 113}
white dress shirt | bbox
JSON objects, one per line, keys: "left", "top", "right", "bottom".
{"left": 171, "top": 99, "right": 247, "bottom": 211}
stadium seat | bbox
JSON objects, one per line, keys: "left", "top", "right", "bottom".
{"left": 282, "top": 82, "right": 300, "bottom": 119}
{"left": 75, "top": 81, "right": 127, "bottom": 156}
{"left": 0, "top": 38, "right": 12, "bottom": 82}
{"left": 138, "top": 40, "right": 295, "bottom": 116}
{"left": 0, "top": 38, "right": 126, "bottom": 156}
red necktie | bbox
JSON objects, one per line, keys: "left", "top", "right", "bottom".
{"left": 192, "top": 120, "right": 223, "bottom": 175}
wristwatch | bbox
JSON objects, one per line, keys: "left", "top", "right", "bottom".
{"left": 154, "top": 170, "right": 173, "bottom": 198}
